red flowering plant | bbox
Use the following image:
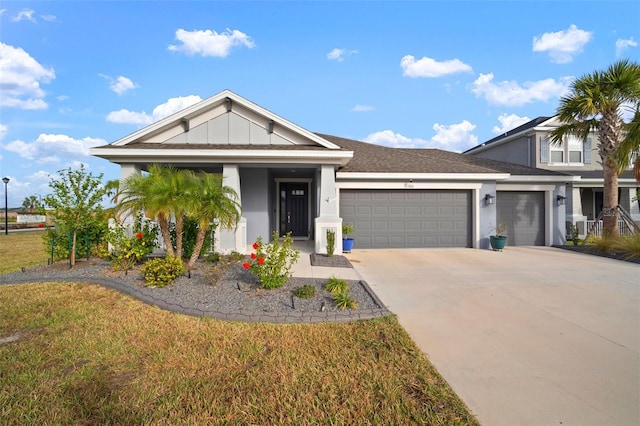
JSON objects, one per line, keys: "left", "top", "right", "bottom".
{"left": 106, "top": 213, "right": 159, "bottom": 271}
{"left": 243, "top": 231, "right": 300, "bottom": 289}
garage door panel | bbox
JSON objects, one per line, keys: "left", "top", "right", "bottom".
{"left": 497, "top": 191, "right": 544, "bottom": 246}
{"left": 340, "top": 190, "right": 471, "bottom": 248}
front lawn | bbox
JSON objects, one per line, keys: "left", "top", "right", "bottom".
{"left": 0, "top": 282, "right": 478, "bottom": 425}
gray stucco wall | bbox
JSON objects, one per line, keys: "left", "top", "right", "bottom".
{"left": 472, "top": 136, "right": 531, "bottom": 166}
{"left": 240, "top": 168, "right": 271, "bottom": 245}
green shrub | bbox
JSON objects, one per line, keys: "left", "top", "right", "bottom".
{"left": 342, "top": 223, "right": 355, "bottom": 238}
{"left": 324, "top": 276, "right": 348, "bottom": 294}
{"left": 326, "top": 229, "right": 336, "bottom": 257}
{"left": 106, "top": 214, "right": 158, "bottom": 271}
{"left": 294, "top": 284, "right": 316, "bottom": 299}
{"left": 42, "top": 221, "right": 108, "bottom": 262}
{"left": 333, "top": 290, "right": 358, "bottom": 310}
{"left": 141, "top": 256, "right": 185, "bottom": 287}
{"left": 227, "top": 251, "right": 245, "bottom": 262}
{"left": 244, "top": 232, "right": 300, "bottom": 289}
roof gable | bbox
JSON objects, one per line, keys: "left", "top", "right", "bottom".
{"left": 110, "top": 90, "right": 341, "bottom": 150}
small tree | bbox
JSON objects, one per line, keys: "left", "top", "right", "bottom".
{"left": 43, "top": 165, "right": 106, "bottom": 266}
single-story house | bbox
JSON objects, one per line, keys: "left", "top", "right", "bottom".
{"left": 91, "top": 90, "right": 571, "bottom": 254}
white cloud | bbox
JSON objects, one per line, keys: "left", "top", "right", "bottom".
{"left": 2, "top": 134, "right": 106, "bottom": 164}
{"left": 401, "top": 55, "right": 472, "bottom": 78}
{"left": 363, "top": 120, "right": 477, "bottom": 153}
{"left": 100, "top": 74, "right": 138, "bottom": 95}
{"left": 168, "top": 28, "right": 254, "bottom": 57}
{"left": 471, "top": 73, "right": 571, "bottom": 107}
{"left": 12, "top": 9, "right": 36, "bottom": 22}
{"left": 429, "top": 121, "right": 478, "bottom": 152}
{"left": 351, "top": 105, "right": 375, "bottom": 112}
{"left": 0, "top": 42, "right": 55, "bottom": 110}
{"left": 106, "top": 109, "right": 153, "bottom": 126}
{"left": 532, "top": 24, "right": 592, "bottom": 64}
{"left": 106, "top": 95, "right": 203, "bottom": 126}
{"left": 492, "top": 113, "right": 531, "bottom": 134}
{"left": 57, "top": 95, "right": 69, "bottom": 101}
{"left": 616, "top": 37, "right": 638, "bottom": 57}
{"left": 0, "top": 124, "right": 7, "bottom": 140}
{"left": 40, "top": 14, "right": 57, "bottom": 22}
{"left": 327, "top": 48, "right": 358, "bottom": 62}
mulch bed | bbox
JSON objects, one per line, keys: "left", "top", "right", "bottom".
{"left": 309, "top": 253, "right": 353, "bottom": 268}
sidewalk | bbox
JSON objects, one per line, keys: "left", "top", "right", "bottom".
{"left": 290, "top": 240, "right": 361, "bottom": 280}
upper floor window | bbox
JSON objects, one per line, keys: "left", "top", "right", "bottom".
{"left": 540, "top": 136, "right": 592, "bottom": 165}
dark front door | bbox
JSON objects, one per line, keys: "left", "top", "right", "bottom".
{"left": 280, "top": 183, "right": 308, "bottom": 237}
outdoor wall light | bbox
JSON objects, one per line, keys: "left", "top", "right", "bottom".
{"left": 485, "top": 194, "right": 495, "bottom": 205}
{"left": 557, "top": 195, "right": 567, "bottom": 206}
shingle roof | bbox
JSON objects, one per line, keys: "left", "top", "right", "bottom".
{"left": 464, "top": 116, "right": 551, "bottom": 154}
{"left": 318, "top": 133, "right": 567, "bottom": 176}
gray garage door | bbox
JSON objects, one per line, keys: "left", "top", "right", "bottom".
{"left": 497, "top": 191, "right": 545, "bottom": 246}
{"left": 340, "top": 190, "right": 471, "bottom": 248}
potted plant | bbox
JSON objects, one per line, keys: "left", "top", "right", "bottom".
{"left": 342, "top": 223, "right": 355, "bottom": 253}
{"left": 489, "top": 223, "right": 507, "bottom": 251}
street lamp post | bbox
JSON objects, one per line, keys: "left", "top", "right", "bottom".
{"left": 2, "top": 177, "right": 9, "bottom": 235}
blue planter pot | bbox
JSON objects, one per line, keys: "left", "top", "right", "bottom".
{"left": 490, "top": 235, "right": 507, "bottom": 251}
{"left": 342, "top": 238, "right": 354, "bottom": 253}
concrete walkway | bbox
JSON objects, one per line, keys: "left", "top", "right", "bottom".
{"left": 346, "top": 246, "right": 640, "bottom": 426}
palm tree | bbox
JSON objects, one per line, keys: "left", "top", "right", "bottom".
{"left": 22, "top": 195, "right": 42, "bottom": 214}
{"left": 184, "top": 171, "right": 240, "bottom": 269}
{"left": 116, "top": 164, "right": 181, "bottom": 257}
{"left": 550, "top": 59, "right": 640, "bottom": 237}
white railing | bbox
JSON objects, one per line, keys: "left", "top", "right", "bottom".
{"left": 586, "top": 220, "right": 633, "bottom": 237}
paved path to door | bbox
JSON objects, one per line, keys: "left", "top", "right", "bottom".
{"left": 346, "top": 247, "right": 639, "bottom": 426}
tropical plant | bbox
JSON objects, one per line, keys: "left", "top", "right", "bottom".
{"left": 333, "top": 290, "right": 358, "bottom": 310}
{"left": 21, "top": 195, "right": 44, "bottom": 214}
{"left": 324, "top": 276, "right": 348, "bottom": 294}
{"left": 116, "top": 164, "right": 189, "bottom": 258}
{"left": 43, "top": 165, "right": 106, "bottom": 266}
{"left": 550, "top": 59, "right": 640, "bottom": 237}
{"left": 243, "top": 232, "right": 300, "bottom": 289}
{"left": 182, "top": 171, "right": 240, "bottom": 269}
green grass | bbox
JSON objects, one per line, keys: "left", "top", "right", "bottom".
{"left": 0, "top": 231, "right": 49, "bottom": 273}
{"left": 0, "top": 231, "right": 479, "bottom": 425}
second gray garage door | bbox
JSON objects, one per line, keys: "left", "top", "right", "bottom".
{"left": 497, "top": 191, "right": 545, "bottom": 246}
{"left": 340, "top": 190, "right": 471, "bottom": 248}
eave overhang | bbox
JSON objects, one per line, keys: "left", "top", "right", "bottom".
{"left": 90, "top": 147, "right": 354, "bottom": 167}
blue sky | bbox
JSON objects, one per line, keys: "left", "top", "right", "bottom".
{"left": 1, "top": 0, "right": 638, "bottom": 207}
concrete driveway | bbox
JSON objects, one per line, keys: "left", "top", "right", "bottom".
{"left": 347, "top": 247, "right": 639, "bottom": 426}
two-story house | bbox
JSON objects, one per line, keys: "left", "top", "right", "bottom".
{"left": 464, "top": 116, "right": 640, "bottom": 238}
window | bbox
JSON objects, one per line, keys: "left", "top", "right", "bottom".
{"left": 568, "top": 136, "right": 582, "bottom": 163}
{"left": 550, "top": 143, "right": 564, "bottom": 163}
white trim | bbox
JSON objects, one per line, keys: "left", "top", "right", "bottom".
{"left": 496, "top": 184, "right": 556, "bottom": 191}
{"left": 336, "top": 172, "right": 510, "bottom": 181}
{"left": 472, "top": 188, "right": 480, "bottom": 249}
{"left": 109, "top": 90, "right": 342, "bottom": 150}
{"left": 336, "top": 181, "right": 483, "bottom": 190}
{"left": 274, "top": 178, "right": 313, "bottom": 240}
{"left": 505, "top": 175, "right": 578, "bottom": 183}
{"left": 91, "top": 148, "right": 353, "bottom": 166}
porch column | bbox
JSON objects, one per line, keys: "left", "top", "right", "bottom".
{"left": 315, "top": 164, "right": 342, "bottom": 255}
{"left": 217, "top": 164, "right": 247, "bottom": 254}
{"left": 117, "top": 164, "right": 141, "bottom": 225}
{"left": 624, "top": 187, "right": 640, "bottom": 221}
{"left": 567, "top": 185, "right": 588, "bottom": 237}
